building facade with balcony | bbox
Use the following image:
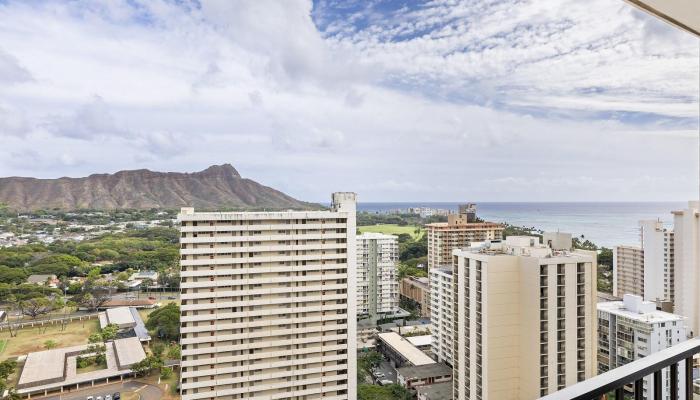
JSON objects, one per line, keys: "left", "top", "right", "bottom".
{"left": 429, "top": 266, "right": 453, "bottom": 366}
{"left": 672, "top": 201, "right": 700, "bottom": 337}
{"left": 400, "top": 276, "right": 430, "bottom": 317}
{"left": 598, "top": 294, "right": 687, "bottom": 400}
{"left": 613, "top": 245, "right": 644, "bottom": 298}
{"left": 640, "top": 219, "right": 675, "bottom": 306}
{"left": 426, "top": 205, "right": 504, "bottom": 270}
{"left": 178, "top": 192, "right": 357, "bottom": 400}
{"left": 356, "top": 232, "right": 399, "bottom": 320}
{"left": 452, "top": 235, "right": 597, "bottom": 400}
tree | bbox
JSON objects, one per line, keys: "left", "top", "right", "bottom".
{"left": 76, "top": 291, "right": 110, "bottom": 311}
{"left": 145, "top": 303, "right": 180, "bottom": 341}
{"left": 0, "top": 359, "right": 16, "bottom": 394}
{"left": 44, "top": 340, "right": 57, "bottom": 349}
{"left": 86, "top": 333, "right": 107, "bottom": 365}
{"left": 131, "top": 355, "right": 163, "bottom": 377}
{"left": 0, "top": 266, "right": 28, "bottom": 285}
{"left": 100, "top": 323, "right": 119, "bottom": 341}
{"left": 18, "top": 297, "right": 55, "bottom": 319}
{"left": 167, "top": 344, "right": 181, "bottom": 360}
{"left": 151, "top": 342, "right": 166, "bottom": 358}
{"left": 357, "top": 350, "right": 383, "bottom": 383}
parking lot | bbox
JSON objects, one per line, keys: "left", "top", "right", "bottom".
{"left": 39, "top": 380, "right": 162, "bottom": 400}
{"left": 373, "top": 359, "right": 398, "bottom": 384}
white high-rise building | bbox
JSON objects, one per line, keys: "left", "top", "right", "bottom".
{"left": 178, "top": 192, "right": 357, "bottom": 400}
{"left": 452, "top": 235, "right": 597, "bottom": 400}
{"left": 598, "top": 294, "right": 687, "bottom": 400}
{"left": 672, "top": 201, "right": 700, "bottom": 336}
{"left": 356, "top": 232, "right": 399, "bottom": 320}
{"left": 429, "top": 266, "right": 453, "bottom": 366}
{"left": 639, "top": 220, "right": 675, "bottom": 305}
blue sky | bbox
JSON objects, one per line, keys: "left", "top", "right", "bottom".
{"left": 0, "top": 0, "right": 698, "bottom": 202}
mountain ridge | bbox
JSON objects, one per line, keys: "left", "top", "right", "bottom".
{"left": 0, "top": 164, "right": 319, "bottom": 211}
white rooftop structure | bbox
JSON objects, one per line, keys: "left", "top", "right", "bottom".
{"left": 113, "top": 337, "right": 147, "bottom": 369}
{"left": 104, "top": 307, "right": 136, "bottom": 328}
{"left": 598, "top": 294, "right": 686, "bottom": 324}
{"left": 377, "top": 332, "right": 435, "bottom": 366}
{"left": 406, "top": 335, "right": 432, "bottom": 348}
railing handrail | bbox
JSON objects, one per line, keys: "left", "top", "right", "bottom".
{"left": 539, "top": 337, "right": 700, "bottom": 400}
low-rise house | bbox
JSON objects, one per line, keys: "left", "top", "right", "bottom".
{"left": 98, "top": 306, "right": 151, "bottom": 341}
{"left": 16, "top": 337, "right": 146, "bottom": 398}
{"left": 377, "top": 332, "right": 435, "bottom": 368}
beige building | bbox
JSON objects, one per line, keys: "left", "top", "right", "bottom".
{"left": 426, "top": 206, "right": 504, "bottom": 270}
{"left": 356, "top": 232, "right": 399, "bottom": 320}
{"left": 452, "top": 235, "right": 597, "bottom": 400}
{"left": 613, "top": 245, "right": 644, "bottom": 298}
{"left": 178, "top": 192, "right": 357, "bottom": 400}
{"left": 429, "top": 266, "right": 453, "bottom": 365}
{"left": 400, "top": 276, "right": 430, "bottom": 317}
{"left": 672, "top": 201, "right": 700, "bottom": 336}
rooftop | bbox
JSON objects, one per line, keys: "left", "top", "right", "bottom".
{"left": 105, "top": 307, "right": 136, "bottom": 327}
{"left": 406, "top": 335, "right": 432, "bottom": 348}
{"left": 113, "top": 337, "right": 147, "bottom": 368}
{"left": 377, "top": 332, "right": 435, "bottom": 366}
{"left": 397, "top": 363, "right": 453, "bottom": 380}
{"left": 416, "top": 382, "right": 453, "bottom": 400}
{"left": 598, "top": 294, "right": 685, "bottom": 324}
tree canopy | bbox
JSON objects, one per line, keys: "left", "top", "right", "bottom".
{"left": 146, "top": 303, "right": 180, "bottom": 341}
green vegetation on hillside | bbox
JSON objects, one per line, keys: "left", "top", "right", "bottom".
{"left": 358, "top": 384, "right": 412, "bottom": 400}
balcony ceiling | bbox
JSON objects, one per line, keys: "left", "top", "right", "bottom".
{"left": 625, "top": 0, "right": 700, "bottom": 37}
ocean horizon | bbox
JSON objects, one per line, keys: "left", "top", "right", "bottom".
{"left": 355, "top": 201, "right": 689, "bottom": 248}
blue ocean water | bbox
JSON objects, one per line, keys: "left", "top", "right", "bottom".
{"left": 357, "top": 202, "right": 688, "bottom": 248}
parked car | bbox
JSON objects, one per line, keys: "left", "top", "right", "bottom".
{"left": 105, "top": 395, "right": 112, "bottom": 400}
{"left": 379, "top": 379, "right": 393, "bottom": 386}
{"left": 374, "top": 372, "right": 385, "bottom": 378}
{"left": 113, "top": 393, "right": 121, "bottom": 400}
{"left": 96, "top": 396, "right": 103, "bottom": 400}
{"left": 148, "top": 296, "right": 157, "bottom": 300}
{"left": 167, "top": 296, "right": 177, "bottom": 300}
{"left": 86, "top": 397, "right": 94, "bottom": 400}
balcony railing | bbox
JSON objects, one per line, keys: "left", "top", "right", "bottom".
{"left": 539, "top": 337, "right": 700, "bottom": 400}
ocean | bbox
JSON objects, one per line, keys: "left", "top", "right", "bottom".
{"left": 357, "top": 202, "right": 688, "bottom": 248}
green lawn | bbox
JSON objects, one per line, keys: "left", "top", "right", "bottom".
{"left": 0, "top": 340, "right": 7, "bottom": 355}
{"left": 358, "top": 224, "right": 422, "bottom": 239}
{"left": 0, "top": 319, "right": 99, "bottom": 360}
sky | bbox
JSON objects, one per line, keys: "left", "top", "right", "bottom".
{"left": 0, "top": 0, "right": 698, "bottom": 203}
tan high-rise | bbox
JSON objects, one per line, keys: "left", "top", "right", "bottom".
{"left": 612, "top": 245, "right": 644, "bottom": 298}
{"left": 178, "top": 193, "right": 357, "bottom": 400}
{"left": 426, "top": 206, "right": 504, "bottom": 270}
{"left": 452, "top": 236, "right": 597, "bottom": 400}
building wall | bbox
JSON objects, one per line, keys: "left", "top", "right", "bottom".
{"left": 452, "top": 241, "right": 596, "bottom": 400}
{"left": 356, "top": 233, "right": 399, "bottom": 318}
{"left": 673, "top": 202, "right": 700, "bottom": 336}
{"left": 613, "top": 245, "right": 644, "bottom": 298}
{"left": 178, "top": 192, "right": 357, "bottom": 400}
{"left": 597, "top": 300, "right": 687, "bottom": 400}
{"left": 400, "top": 277, "right": 430, "bottom": 317}
{"left": 426, "top": 223, "right": 504, "bottom": 270}
{"left": 640, "top": 220, "right": 674, "bottom": 304}
{"left": 429, "top": 267, "right": 453, "bottom": 365}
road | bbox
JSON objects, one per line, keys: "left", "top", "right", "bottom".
{"left": 38, "top": 380, "right": 163, "bottom": 400}
{"left": 374, "top": 359, "right": 397, "bottom": 384}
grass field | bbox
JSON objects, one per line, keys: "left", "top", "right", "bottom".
{"left": 358, "top": 224, "right": 423, "bottom": 239}
{"left": 0, "top": 319, "right": 99, "bottom": 360}
{"left": 0, "top": 340, "right": 7, "bottom": 355}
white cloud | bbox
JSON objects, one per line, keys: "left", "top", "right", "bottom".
{"left": 0, "top": 0, "right": 696, "bottom": 202}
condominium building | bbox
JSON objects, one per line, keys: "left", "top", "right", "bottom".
{"left": 672, "top": 201, "right": 700, "bottom": 337}
{"left": 640, "top": 220, "right": 675, "bottom": 305}
{"left": 452, "top": 235, "right": 597, "bottom": 400}
{"left": 356, "top": 232, "right": 399, "bottom": 320}
{"left": 426, "top": 205, "right": 504, "bottom": 270}
{"left": 613, "top": 245, "right": 644, "bottom": 298}
{"left": 400, "top": 276, "right": 430, "bottom": 317}
{"left": 429, "top": 266, "right": 453, "bottom": 366}
{"left": 178, "top": 192, "right": 357, "bottom": 400}
{"left": 598, "top": 294, "right": 687, "bottom": 399}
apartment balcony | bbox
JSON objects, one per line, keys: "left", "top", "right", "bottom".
{"left": 539, "top": 337, "right": 700, "bottom": 400}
